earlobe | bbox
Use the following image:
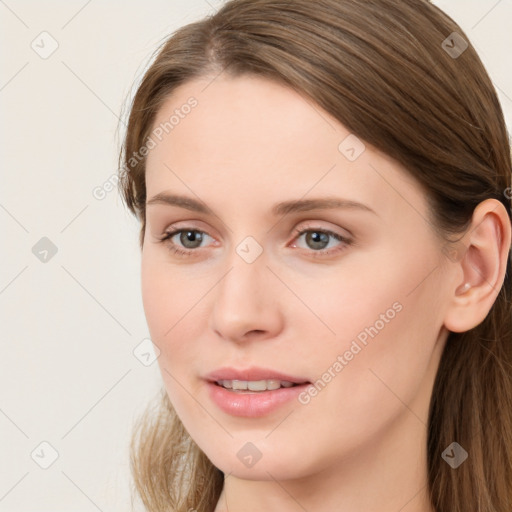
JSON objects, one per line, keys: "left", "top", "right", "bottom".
{"left": 443, "top": 199, "right": 511, "bottom": 333}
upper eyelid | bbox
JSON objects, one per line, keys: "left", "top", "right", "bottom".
{"left": 161, "top": 218, "right": 350, "bottom": 234}
{"left": 162, "top": 223, "right": 347, "bottom": 237}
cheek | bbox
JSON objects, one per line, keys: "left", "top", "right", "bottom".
{"left": 141, "top": 252, "right": 199, "bottom": 360}
{"left": 299, "top": 245, "right": 441, "bottom": 399}
{"left": 141, "top": 254, "right": 205, "bottom": 417}
{"left": 141, "top": 255, "right": 171, "bottom": 340}
{"left": 311, "top": 241, "right": 441, "bottom": 358}
{"left": 141, "top": 245, "right": 200, "bottom": 335}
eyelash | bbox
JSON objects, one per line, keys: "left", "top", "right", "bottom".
{"left": 157, "top": 225, "right": 352, "bottom": 259}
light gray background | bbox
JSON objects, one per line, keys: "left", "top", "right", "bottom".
{"left": 1, "top": 1, "right": 511, "bottom": 510}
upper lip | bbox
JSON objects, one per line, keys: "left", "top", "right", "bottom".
{"left": 205, "top": 367, "right": 310, "bottom": 384}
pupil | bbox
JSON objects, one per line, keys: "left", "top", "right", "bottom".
{"left": 180, "top": 230, "right": 203, "bottom": 248}
{"left": 306, "top": 231, "right": 329, "bottom": 250}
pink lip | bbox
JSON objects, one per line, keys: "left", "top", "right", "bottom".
{"left": 204, "top": 367, "right": 311, "bottom": 418}
{"left": 206, "top": 382, "right": 311, "bottom": 417}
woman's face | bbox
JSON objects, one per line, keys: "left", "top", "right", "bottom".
{"left": 141, "top": 74, "right": 453, "bottom": 481}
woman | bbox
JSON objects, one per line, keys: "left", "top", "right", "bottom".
{"left": 118, "top": 0, "right": 512, "bottom": 510}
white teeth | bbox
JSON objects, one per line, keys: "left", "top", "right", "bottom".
{"left": 248, "top": 379, "right": 280, "bottom": 391}
{"left": 232, "top": 380, "right": 247, "bottom": 390}
{"left": 216, "top": 379, "right": 297, "bottom": 391}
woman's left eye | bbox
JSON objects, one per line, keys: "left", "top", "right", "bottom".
{"left": 289, "top": 227, "right": 350, "bottom": 256}
{"left": 158, "top": 226, "right": 350, "bottom": 258}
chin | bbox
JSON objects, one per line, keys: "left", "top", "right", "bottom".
{"left": 200, "top": 438, "right": 317, "bottom": 482}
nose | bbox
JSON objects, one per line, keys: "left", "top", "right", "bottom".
{"left": 209, "top": 254, "right": 285, "bottom": 344}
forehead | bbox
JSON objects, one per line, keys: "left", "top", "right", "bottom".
{"left": 145, "top": 74, "right": 425, "bottom": 223}
{"left": 148, "top": 73, "right": 342, "bottom": 164}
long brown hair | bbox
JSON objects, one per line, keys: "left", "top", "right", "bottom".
{"left": 118, "top": 1, "right": 512, "bottom": 510}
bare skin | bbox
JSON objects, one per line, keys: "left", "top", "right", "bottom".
{"left": 140, "top": 74, "right": 511, "bottom": 512}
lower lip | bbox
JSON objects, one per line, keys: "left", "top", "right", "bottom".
{"left": 206, "top": 382, "right": 311, "bottom": 417}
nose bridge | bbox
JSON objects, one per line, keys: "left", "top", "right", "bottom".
{"left": 218, "top": 232, "right": 268, "bottom": 303}
{"left": 210, "top": 241, "right": 283, "bottom": 341}
{"left": 217, "top": 248, "right": 268, "bottom": 317}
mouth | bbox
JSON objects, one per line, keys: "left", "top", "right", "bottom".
{"left": 204, "top": 367, "right": 312, "bottom": 417}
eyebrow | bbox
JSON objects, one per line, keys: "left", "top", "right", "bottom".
{"left": 146, "top": 192, "right": 377, "bottom": 216}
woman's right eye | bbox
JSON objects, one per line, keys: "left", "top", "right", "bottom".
{"left": 158, "top": 228, "right": 215, "bottom": 257}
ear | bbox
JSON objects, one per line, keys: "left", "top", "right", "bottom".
{"left": 443, "top": 198, "right": 511, "bottom": 333}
